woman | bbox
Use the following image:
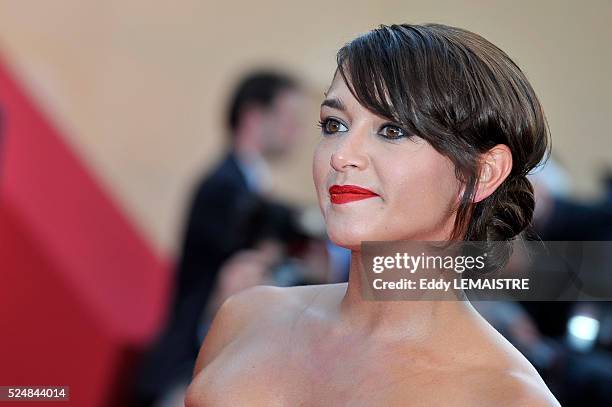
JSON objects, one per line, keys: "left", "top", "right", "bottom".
{"left": 186, "top": 23, "right": 560, "bottom": 406}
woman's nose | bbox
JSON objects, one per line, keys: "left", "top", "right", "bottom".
{"left": 330, "top": 128, "right": 369, "bottom": 172}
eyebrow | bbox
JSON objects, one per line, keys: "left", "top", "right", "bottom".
{"left": 320, "top": 97, "right": 346, "bottom": 111}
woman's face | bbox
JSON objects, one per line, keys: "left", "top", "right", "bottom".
{"left": 313, "top": 73, "right": 463, "bottom": 250}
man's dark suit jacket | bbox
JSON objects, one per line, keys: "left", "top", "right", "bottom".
{"left": 136, "top": 150, "right": 260, "bottom": 405}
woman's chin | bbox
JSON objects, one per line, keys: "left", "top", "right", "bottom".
{"left": 327, "top": 229, "right": 369, "bottom": 252}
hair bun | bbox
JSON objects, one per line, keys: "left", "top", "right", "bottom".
{"left": 466, "top": 175, "right": 535, "bottom": 274}
{"left": 487, "top": 175, "right": 535, "bottom": 241}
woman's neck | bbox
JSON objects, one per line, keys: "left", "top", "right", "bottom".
{"left": 338, "top": 250, "right": 478, "bottom": 343}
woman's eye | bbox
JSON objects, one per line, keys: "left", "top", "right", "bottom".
{"left": 319, "top": 118, "right": 348, "bottom": 135}
{"left": 379, "top": 125, "right": 406, "bottom": 139}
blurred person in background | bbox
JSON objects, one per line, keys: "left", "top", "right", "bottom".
{"left": 527, "top": 154, "right": 612, "bottom": 341}
{"left": 531, "top": 154, "right": 612, "bottom": 243}
{"left": 526, "top": 155, "right": 612, "bottom": 339}
{"left": 526, "top": 155, "right": 612, "bottom": 406}
{"left": 199, "top": 195, "right": 333, "bottom": 332}
{"left": 135, "top": 70, "right": 309, "bottom": 407}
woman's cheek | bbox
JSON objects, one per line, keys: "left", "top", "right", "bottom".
{"left": 312, "top": 143, "right": 331, "bottom": 208}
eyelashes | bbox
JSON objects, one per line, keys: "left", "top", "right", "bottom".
{"left": 318, "top": 118, "right": 348, "bottom": 135}
{"left": 318, "top": 117, "right": 410, "bottom": 141}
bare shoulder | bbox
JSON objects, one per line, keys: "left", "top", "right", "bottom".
{"left": 392, "top": 306, "right": 562, "bottom": 407}
{"left": 191, "top": 283, "right": 338, "bottom": 376}
{"left": 473, "top": 368, "right": 561, "bottom": 407}
{"left": 191, "top": 285, "right": 287, "bottom": 375}
{"left": 461, "top": 318, "right": 561, "bottom": 406}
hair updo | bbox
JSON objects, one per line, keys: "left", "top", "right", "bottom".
{"left": 337, "top": 23, "right": 550, "bottom": 272}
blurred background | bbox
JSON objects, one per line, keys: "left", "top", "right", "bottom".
{"left": 0, "top": 0, "right": 611, "bottom": 406}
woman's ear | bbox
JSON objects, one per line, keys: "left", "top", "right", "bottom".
{"left": 473, "top": 144, "right": 513, "bottom": 203}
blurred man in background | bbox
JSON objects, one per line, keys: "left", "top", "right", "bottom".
{"left": 136, "top": 71, "right": 308, "bottom": 407}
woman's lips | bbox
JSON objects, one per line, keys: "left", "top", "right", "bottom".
{"left": 329, "top": 184, "right": 379, "bottom": 204}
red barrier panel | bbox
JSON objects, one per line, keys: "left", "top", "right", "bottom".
{"left": 0, "top": 58, "right": 171, "bottom": 406}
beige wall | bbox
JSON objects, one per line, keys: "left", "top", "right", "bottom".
{"left": 0, "top": 0, "right": 610, "bottom": 257}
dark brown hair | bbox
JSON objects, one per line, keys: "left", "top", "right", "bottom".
{"left": 337, "top": 23, "right": 550, "bottom": 272}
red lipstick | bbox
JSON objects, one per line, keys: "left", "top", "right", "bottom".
{"left": 329, "top": 184, "right": 379, "bottom": 204}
